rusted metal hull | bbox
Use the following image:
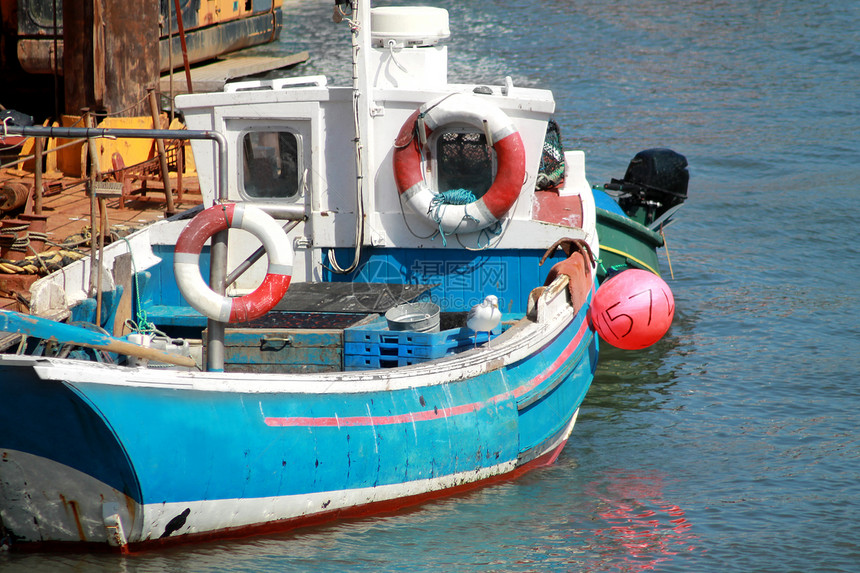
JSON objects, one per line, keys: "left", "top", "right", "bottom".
{"left": 8, "top": 0, "right": 282, "bottom": 75}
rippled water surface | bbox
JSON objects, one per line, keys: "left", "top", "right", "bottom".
{"left": 3, "top": 0, "right": 858, "bottom": 571}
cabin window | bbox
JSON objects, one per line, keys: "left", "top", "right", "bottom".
{"left": 241, "top": 131, "right": 302, "bottom": 200}
{"left": 434, "top": 130, "right": 496, "bottom": 199}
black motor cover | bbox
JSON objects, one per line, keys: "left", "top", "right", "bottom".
{"left": 609, "top": 148, "right": 689, "bottom": 225}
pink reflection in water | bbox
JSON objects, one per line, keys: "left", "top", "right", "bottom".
{"left": 584, "top": 469, "right": 701, "bottom": 571}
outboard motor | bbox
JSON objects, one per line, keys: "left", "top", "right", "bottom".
{"left": 604, "top": 148, "right": 689, "bottom": 227}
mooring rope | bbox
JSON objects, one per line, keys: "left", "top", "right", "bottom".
{"left": 0, "top": 223, "right": 30, "bottom": 254}
{"left": 0, "top": 249, "right": 87, "bottom": 275}
{"left": 120, "top": 236, "right": 156, "bottom": 334}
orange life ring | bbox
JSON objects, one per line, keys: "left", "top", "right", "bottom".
{"left": 393, "top": 93, "right": 526, "bottom": 234}
{"left": 174, "top": 203, "right": 293, "bottom": 323}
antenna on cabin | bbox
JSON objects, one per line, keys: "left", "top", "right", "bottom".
{"left": 327, "top": 0, "right": 373, "bottom": 274}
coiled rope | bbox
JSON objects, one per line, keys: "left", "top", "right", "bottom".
{"left": 428, "top": 188, "right": 502, "bottom": 248}
{"left": 0, "top": 223, "right": 29, "bottom": 255}
{"left": 0, "top": 223, "right": 132, "bottom": 275}
{"left": 0, "top": 249, "right": 86, "bottom": 275}
{"left": 429, "top": 188, "right": 477, "bottom": 247}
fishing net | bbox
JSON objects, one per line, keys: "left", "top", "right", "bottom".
{"left": 536, "top": 119, "right": 565, "bottom": 190}
{"left": 436, "top": 131, "right": 493, "bottom": 198}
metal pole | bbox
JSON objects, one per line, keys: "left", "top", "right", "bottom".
{"left": 206, "top": 129, "right": 230, "bottom": 372}
{"left": 4, "top": 124, "right": 228, "bottom": 371}
{"left": 167, "top": 0, "right": 174, "bottom": 123}
{"left": 2, "top": 125, "right": 227, "bottom": 203}
{"left": 172, "top": 0, "right": 194, "bottom": 94}
{"left": 85, "top": 111, "right": 100, "bottom": 298}
{"left": 147, "top": 89, "right": 176, "bottom": 215}
{"left": 33, "top": 138, "right": 44, "bottom": 215}
{"left": 206, "top": 233, "right": 227, "bottom": 372}
{"left": 96, "top": 196, "right": 107, "bottom": 326}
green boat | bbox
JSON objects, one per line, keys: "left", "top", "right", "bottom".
{"left": 592, "top": 149, "right": 689, "bottom": 281}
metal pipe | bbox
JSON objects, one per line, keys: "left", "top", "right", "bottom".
{"left": 207, "top": 130, "right": 228, "bottom": 372}
{"left": 96, "top": 196, "right": 107, "bottom": 326}
{"left": 225, "top": 220, "right": 300, "bottom": 288}
{"left": 2, "top": 125, "right": 228, "bottom": 208}
{"left": 33, "top": 137, "right": 44, "bottom": 214}
{"left": 254, "top": 203, "right": 308, "bottom": 220}
{"left": 206, "top": 231, "right": 227, "bottom": 372}
{"left": 5, "top": 124, "right": 229, "bottom": 371}
{"left": 173, "top": 0, "right": 194, "bottom": 94}
{"left": 86, "top": 112, "right": 100, "bottom": 299}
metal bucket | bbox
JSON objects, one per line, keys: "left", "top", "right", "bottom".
{"left": 385, "top": 302, "right": 441, "bottom": 333}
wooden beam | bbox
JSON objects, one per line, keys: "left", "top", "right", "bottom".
{"left": 103, "top": 0, "right": 159, "bottom": 116}
{"left": 63, "top": 0, "right": 159, "bottom": 116}
{"left": 63, "top": 0, "right": 99, "bottom": 113}
{"left": 0, "top": 309, "right": 197, "bottom": 368}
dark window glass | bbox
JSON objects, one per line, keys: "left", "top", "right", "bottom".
{"left": 242, "top": 131, "right": 300, "bottom": 199}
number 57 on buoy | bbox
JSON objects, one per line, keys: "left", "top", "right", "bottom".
{"left": 589, "top": 269, "right": 675, "bottom": 350}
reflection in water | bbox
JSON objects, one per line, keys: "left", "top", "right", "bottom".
{"left": 582, "top": 469, "right": 701, "bottom": 572}
{"left": 587, "top": 333, "right": 686, "bottom": 419}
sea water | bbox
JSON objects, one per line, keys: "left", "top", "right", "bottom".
{"left": 2, "top": 0, "right": 858, "bottom": 571}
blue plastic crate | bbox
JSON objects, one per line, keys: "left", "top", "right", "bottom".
{"left": 345, "top": 317, "right": 500, "bottom": 342}
{"left": 343, "top": 316, "right": 502, "bottom": 370}
{"left": 344, "top": 331, "right": 491, "bottom": 359}
{"left": 343, "top": 354, "right": 427, "bottom": 370}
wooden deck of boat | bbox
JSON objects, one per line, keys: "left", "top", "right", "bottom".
{"left": 0, "top": 169, "right": 202, "bottom": 314}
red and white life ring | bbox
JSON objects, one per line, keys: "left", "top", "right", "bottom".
{"left": 174, "top": 203, "right": 293, "bottom": 323}
{"left": 393, "top": 93, "right": 526, "bottom": 234}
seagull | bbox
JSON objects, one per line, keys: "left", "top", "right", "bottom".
{"left": 467, "top": 295, "right": 501, "bottom": 347}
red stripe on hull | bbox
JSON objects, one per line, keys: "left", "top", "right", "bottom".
{"left": 264, "top": 319, "right": 588, "bottom": 429}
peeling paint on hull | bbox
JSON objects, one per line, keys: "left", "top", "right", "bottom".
{"left": 0, "top": 291, "right": 597, "bottom": 550}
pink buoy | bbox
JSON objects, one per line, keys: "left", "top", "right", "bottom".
{"left": 590, "top": 269, "right": 675, "bottom": 350}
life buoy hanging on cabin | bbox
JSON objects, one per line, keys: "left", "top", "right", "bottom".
{"left": 174, "top": 203, "right": 293, "bottom": 323}
{"left": 393, "top": 93, "right": 526, "bottom": 234}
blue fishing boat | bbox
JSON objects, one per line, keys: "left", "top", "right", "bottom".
{"left": 0, "top": 1, "right": 668, "bottom": 551}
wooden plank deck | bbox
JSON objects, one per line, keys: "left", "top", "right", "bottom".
{"left": 0, "top": 169, "right": 201, "bottom": 313}
{"left": 159, "top": 52, "right": 310, "bottom": 94}
{"left": 1, "top": 49, "right": 308, "bottom": 315}
{"left": 4, "top": 173, "right": 199, "bottom": 243}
